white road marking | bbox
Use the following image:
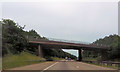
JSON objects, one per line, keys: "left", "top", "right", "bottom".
{"left": 41, "top": 62, "right": 58, "bottom": 72}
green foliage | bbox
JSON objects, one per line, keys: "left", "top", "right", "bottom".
{"left": 51, "top": 57, "right": 63, "bottom": 61}
{"left": 24, "top": 29, "right": 41, "bottom": 38}
{"left": 1, "top": 19, "right": 76, "bottom": 59}
{"left": 83, "top": 34, "right": 120, "bottom": 61}
{"left": 93, "top": 35, "right": 119, "bottom": 46}
{"left": 82, "top": 57, "right": 98, "bottom": 61}
{"left": 2, "top": 19, "right": 28, "bottom": 55}
{"left": 82, "top": 50, "right": 99, "bottom": 58}
{"left": 108, "top": 41, "right": 120, "bottom": 59}
{"left": 94, "top": 34, "right": 120, "bottom": 60}
{"left": 43, "top": 48, "right": 76, "bottom": 59}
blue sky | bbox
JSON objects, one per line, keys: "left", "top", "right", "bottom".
{"left": 1, "top": 2, "right": 118, "bottom": 57}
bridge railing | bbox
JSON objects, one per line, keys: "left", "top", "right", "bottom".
{"left": 48, "top": 38, "right": 90, "bottom": 44}
{"left": 48, "top": 38, "right": 109, "bottom": 48}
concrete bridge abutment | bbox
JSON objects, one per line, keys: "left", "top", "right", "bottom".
{"left": 78, "top": 49, "right": 82, "bottom": 61}
{"left": 101, "top": 50, "right": 108, "bottom": 61}
{"left": 38, "top": 44, "right": 43, "bottom": 57}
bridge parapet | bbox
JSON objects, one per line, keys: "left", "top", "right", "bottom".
{"left": 48, "top": 38, "right": 109, "bottom": 48}
{"left": 27, "top": 36, "right": 109, "bottom": 49}
{"left": 48, "top": 38, "right": 90, "bottom": 44}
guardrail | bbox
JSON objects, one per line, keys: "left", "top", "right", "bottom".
{"left": 82, "top": 60, "right": 120, "bottom": 69}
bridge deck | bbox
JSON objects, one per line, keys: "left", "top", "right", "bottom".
{"left": 29, "top": 38, "right": 108, "bottom": 50}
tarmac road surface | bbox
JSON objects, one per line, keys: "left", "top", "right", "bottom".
{"left": 9, "top": 60, "right": 117, "bottom": 71}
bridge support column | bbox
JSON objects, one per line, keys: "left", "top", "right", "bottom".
{"left": 78, "top": 49, "right": 82, "bottom": 61}
{"left": 38, "top": 44, "right": 43, "bottom": 57}
{"left": 101, "top": 50, "right": 107, "bottom": 61}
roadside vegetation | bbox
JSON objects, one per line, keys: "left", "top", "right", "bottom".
{"left": 1, "top": 19, "right": 76, "bottom": 69}
{"left": 82, "top": 57, "right": 98, "bottom": 61}
{"left": 3, "top": 52, "right": 46, "bottom": 70}
{"left": 0, "top": 58, "right": 1, "bottom": 70}
{"left": 1, "top": 19, "right": 119, "bottom": 69}
{"left": 84, "top": 62, "right": 120, "bottom": 69}
{"left": 82, "top": 35, "right": 120, "bottom": 69}
{"left": 48, "top": 57, "right": 63, "bottom": 61}
{"left": 83, "top": 34, "right": 120, "bottom": 62}
{"left": 2, "top": 52, "right": 64, "bottom": 70}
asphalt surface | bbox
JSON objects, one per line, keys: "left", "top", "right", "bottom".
{"left": 9, "top": 60, "right": 117, "bottom": 71}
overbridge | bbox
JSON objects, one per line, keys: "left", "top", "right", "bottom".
{"left": 29, "top": 38, "right": 109, "bottom": 61}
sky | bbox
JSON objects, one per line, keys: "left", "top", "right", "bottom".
{"left": 0, "top": 1, "right": 118, "bottom": 57}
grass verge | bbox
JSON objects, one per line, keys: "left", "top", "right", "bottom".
{"left": 51, "top": 57, "right": 63, "bottom": 61}
{"left": 3, "top": 52, "right": 46, "bottom": 70}
{"left": 0, "top": 58, "right": 2, "bottom": 70}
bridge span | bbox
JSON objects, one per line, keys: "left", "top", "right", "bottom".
{"left": 29, "top": 38, "right": 109, "bottom": 61}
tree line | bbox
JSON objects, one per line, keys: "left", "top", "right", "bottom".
{"left": 83, "top": 34, "right": 120, "bottom": 61}
{"left": 1, "top": 19, "right": 76, "bottom": 59}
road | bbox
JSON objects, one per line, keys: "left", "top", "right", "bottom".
{"left": 9, "top": 60, "right": 117, "bottom": 71}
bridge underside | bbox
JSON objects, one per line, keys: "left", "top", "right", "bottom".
{"left": 29, "top": 40, "right": 108, "bottom": 61}
{"left": 39, "top": 44, "right": 106, "bottom": 51}
{"left": 32, "top": 43, "right": 106, "bottom": 61}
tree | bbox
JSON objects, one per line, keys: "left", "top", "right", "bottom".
{"left": 2, "top": 19, "right": 28, "bottom": 55}
{"left": 1, "top": 19, "right": 77, "bottom": 59}
{"left": 84, "top": 34, "right": 120, "bottom": 60}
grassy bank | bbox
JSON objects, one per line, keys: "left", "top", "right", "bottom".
{"left": 0, "top": 58, "right": 2, "bottom": 70}
{"left": 51, "top": 57, "right": 63, "bottom": 61}
{"left": 3, "top": 52, "right": 46, "bottom": 70}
